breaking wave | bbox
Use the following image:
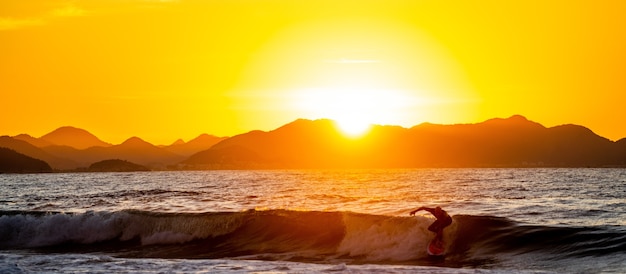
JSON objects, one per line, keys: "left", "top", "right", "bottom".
{"left": 1, "top": 210, "right": 624, "bottom": 266}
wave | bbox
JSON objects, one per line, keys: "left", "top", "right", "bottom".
{"left": 1, "top": 210, "right": 624, "bottom": 266}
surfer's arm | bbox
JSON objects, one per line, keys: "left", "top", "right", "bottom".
{"left": 409, "top": 207, "right": 431, "bottom": 216}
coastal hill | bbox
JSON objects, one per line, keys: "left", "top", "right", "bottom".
{"left": 40, "top": 126, "right": 112, "bottom": 150}
{"left": 88, "top": 159, "right": 150, "bottom": 172}
{"left": 12, "top": 134, "right": 53, "bottom": 148}
{"left": 0, "top": 147, "right": 52, "bottom": 173}
{"left": 183, "top": 119, "right": 354, "bottom": 168}
{"left": 182, "top": 115, "right": 626, "bottom": 168}
{"left": 41, "top": 136, "right": 186, "bottom": 169}
{"left": 85, "top": 137, "right": 185, "bottom": 168}
{"left": 2, "top": 115, "right": 626, "bottom": 171}
{"left": 162, "top": 134, "right": 227, "bottom": 157}
{"left": 3, "top": 130, "right": 223, "bottom": 170}
{"left": 0, "top": 136, "right": 78, "bottom": 170}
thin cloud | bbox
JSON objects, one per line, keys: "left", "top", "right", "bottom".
{"left": 0, "top": 17, "right": 45, "bottom": 30}
{"left": 50, "top": 4, "right": 87, "bottom": 17}
{"left": 0, "top": 3, "right": 87, "bottom": 30}
{"left": 0, "top": 0, "right": 181, "bottom": 31}
{"left": 324, "top": 58, "right": 381, "bottom": 64}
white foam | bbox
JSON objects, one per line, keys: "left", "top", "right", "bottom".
{"left": 337, "top": 214, "right": 457, "bottom": 261}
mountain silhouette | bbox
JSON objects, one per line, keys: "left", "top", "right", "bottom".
{"left": 167, "top": 139, "right": 186, "bottom": 146}
{"left": 181, "top": 115, "right": 626, "bottom": 168}
{"left": 0, "top": 147, "right": 53, "bottom": 173}
{"left": 80, "top": 137, "right": 185, "bottom": 168}
{"left": 0, "top": 136, "right": 79, "bottom": 170}
{"left": 2, "top": 132, "right": 200, "bottom": 170}
{"left": 12, "top": 134, "right": 53, "bottom": 148}
{"left": 182, "top": 145, "right": 264, "bottom": 169}
{"left": 400, "top": 116, "right": 620, "bottom": 167}
{"left": 3, "top": 116, "right": 625, "bottom": 170}
{"left": 88, "top": 159, "right": 150, "bottom": 172}
{"left": 164, "top": 134, "right": 228, "bottom": 157}
{"left": 37, "top": 136, "right": 186, "bottom": 169}
{"left": 183, "top": 119, "right": 351, "bottom": 168}
{"left": 40, "top": 126, "right": 111, "bottom": 149}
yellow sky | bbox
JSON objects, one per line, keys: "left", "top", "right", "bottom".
{"left": 2, "top": 0, "right": 625, "bottom": 144}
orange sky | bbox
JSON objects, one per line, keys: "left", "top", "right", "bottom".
{"left": 2, "top": 0, "right": 625, "bottom": 144}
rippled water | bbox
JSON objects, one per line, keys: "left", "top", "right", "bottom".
{"left": 1, "top": 169, "right": 625, "bottom": 273}
{"left": 2, "top": 169, "right": 624, "bottom": 226}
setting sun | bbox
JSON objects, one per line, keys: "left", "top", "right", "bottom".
{"left": 292, "top": 87, "right": 418, "bottom": 137}
{"left": 335, "top": 120, "right": 371, "bottom": 137}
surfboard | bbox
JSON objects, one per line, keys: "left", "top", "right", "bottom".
{"left": 427, "top": 237, "right": 445, "bottom": 256}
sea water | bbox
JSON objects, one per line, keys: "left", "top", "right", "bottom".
{"left": 1, "top": 169, "right": 624, "bottom": 273}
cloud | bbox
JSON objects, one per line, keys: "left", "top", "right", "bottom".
{"left": 0, "top": 17, "right": 45, "bottom": 30}
{"left": 324, "top": 58, "right": 381, "bottom": 64}
{"left": 0, "top": 0, "right": 177, "bottom": 31}
{"left": 50, "top": 4, "right": 87, "bottom": 17}
{"left": 0, "top": 2, "right": 87, "bottom": 30}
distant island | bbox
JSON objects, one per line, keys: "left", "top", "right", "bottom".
{"left": 1, "top": 115, "right": 626, "bottom": 172}
{"left": 87, "top": 159, "right": 150, "bottom": 172}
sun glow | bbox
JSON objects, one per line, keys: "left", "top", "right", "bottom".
{"left": 229, "top": 18, "right": 475, "bottom": 136}
{"left": 335, "top": 120, "right": 371, "bottom": 137}
{"left": 293, "top": 87, "right": 419, "bottom": 137}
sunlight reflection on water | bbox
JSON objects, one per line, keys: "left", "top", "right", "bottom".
{"left": 1, "top": 168, "right": 624, "bottom": 226}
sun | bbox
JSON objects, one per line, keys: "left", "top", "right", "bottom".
{"left": 292, "top": 87, "right": 417, "bottom": 137}
{"left": 334, "top": 118, "right": 372, "bottom": 137}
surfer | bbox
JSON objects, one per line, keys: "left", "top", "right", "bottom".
{"left": 410, "top": 206, "right": 452, "bottom": 241}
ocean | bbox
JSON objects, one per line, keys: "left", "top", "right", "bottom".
{"left": 1, "top": 169, "right": 624, "bottom": 273}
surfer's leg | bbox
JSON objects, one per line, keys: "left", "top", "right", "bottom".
{"left": 442, "top": 216, "right": 452, "bottom": 229}
{"left": 436, "top": 218, "right": 451, "bottom": 241}
{"left": 428, "top": 220, "right": 442, "bottom": 233}
{"left": 435, "top": 231, "right": 443, "bottom": 241}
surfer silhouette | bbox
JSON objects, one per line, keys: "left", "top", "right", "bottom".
{"left": 410, "top": 206, "right": 452, "bottom": 241}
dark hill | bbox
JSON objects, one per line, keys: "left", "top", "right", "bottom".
{"left": 0, "top": 147, "right": 53, "bottom": 173}
{"left": 182, "top": 145, "right": 264, "bottom": 169}
{"left": 12, "top": 134, "right": 53, "bottom": 147}
{"left": 196, "top": 119, "right": 356, "bottom": 168}
{"left": 169, "top": 139, "right": 185, "bottom": 146}
{"left": 181, "top": 115, "right": 626, "bottom": 169}
{"left": 541, "top": 124, "right": 618, "bottom": 166}
{"left": 0, "top": 136, "right": 79, "bottom": 170}
{"left": 616, "top": 138, "right": 626, "bottom": 166}
{"left": 88, "top": 159, "right": 150, "bottom": 172}
{"left": 164, "top": 134, "right": 228, "bottom": 157}
{"left": 40, "top": 126, "right": 111, "bottom": 149}
{"left": 82, "top": 137, "right": 185, "bottom": 168}
{"left": 35, "top": 136, "right": 186, "bottom": 170}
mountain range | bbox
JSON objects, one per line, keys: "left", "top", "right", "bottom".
{"left": 183, "top": 115, "right": 626, "bottom": 168}
{"left": 0, "top": 131, "right": 226, "bottom": 170}
{"left": 1, "top": 115, "right": 626, "bottom": 172}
